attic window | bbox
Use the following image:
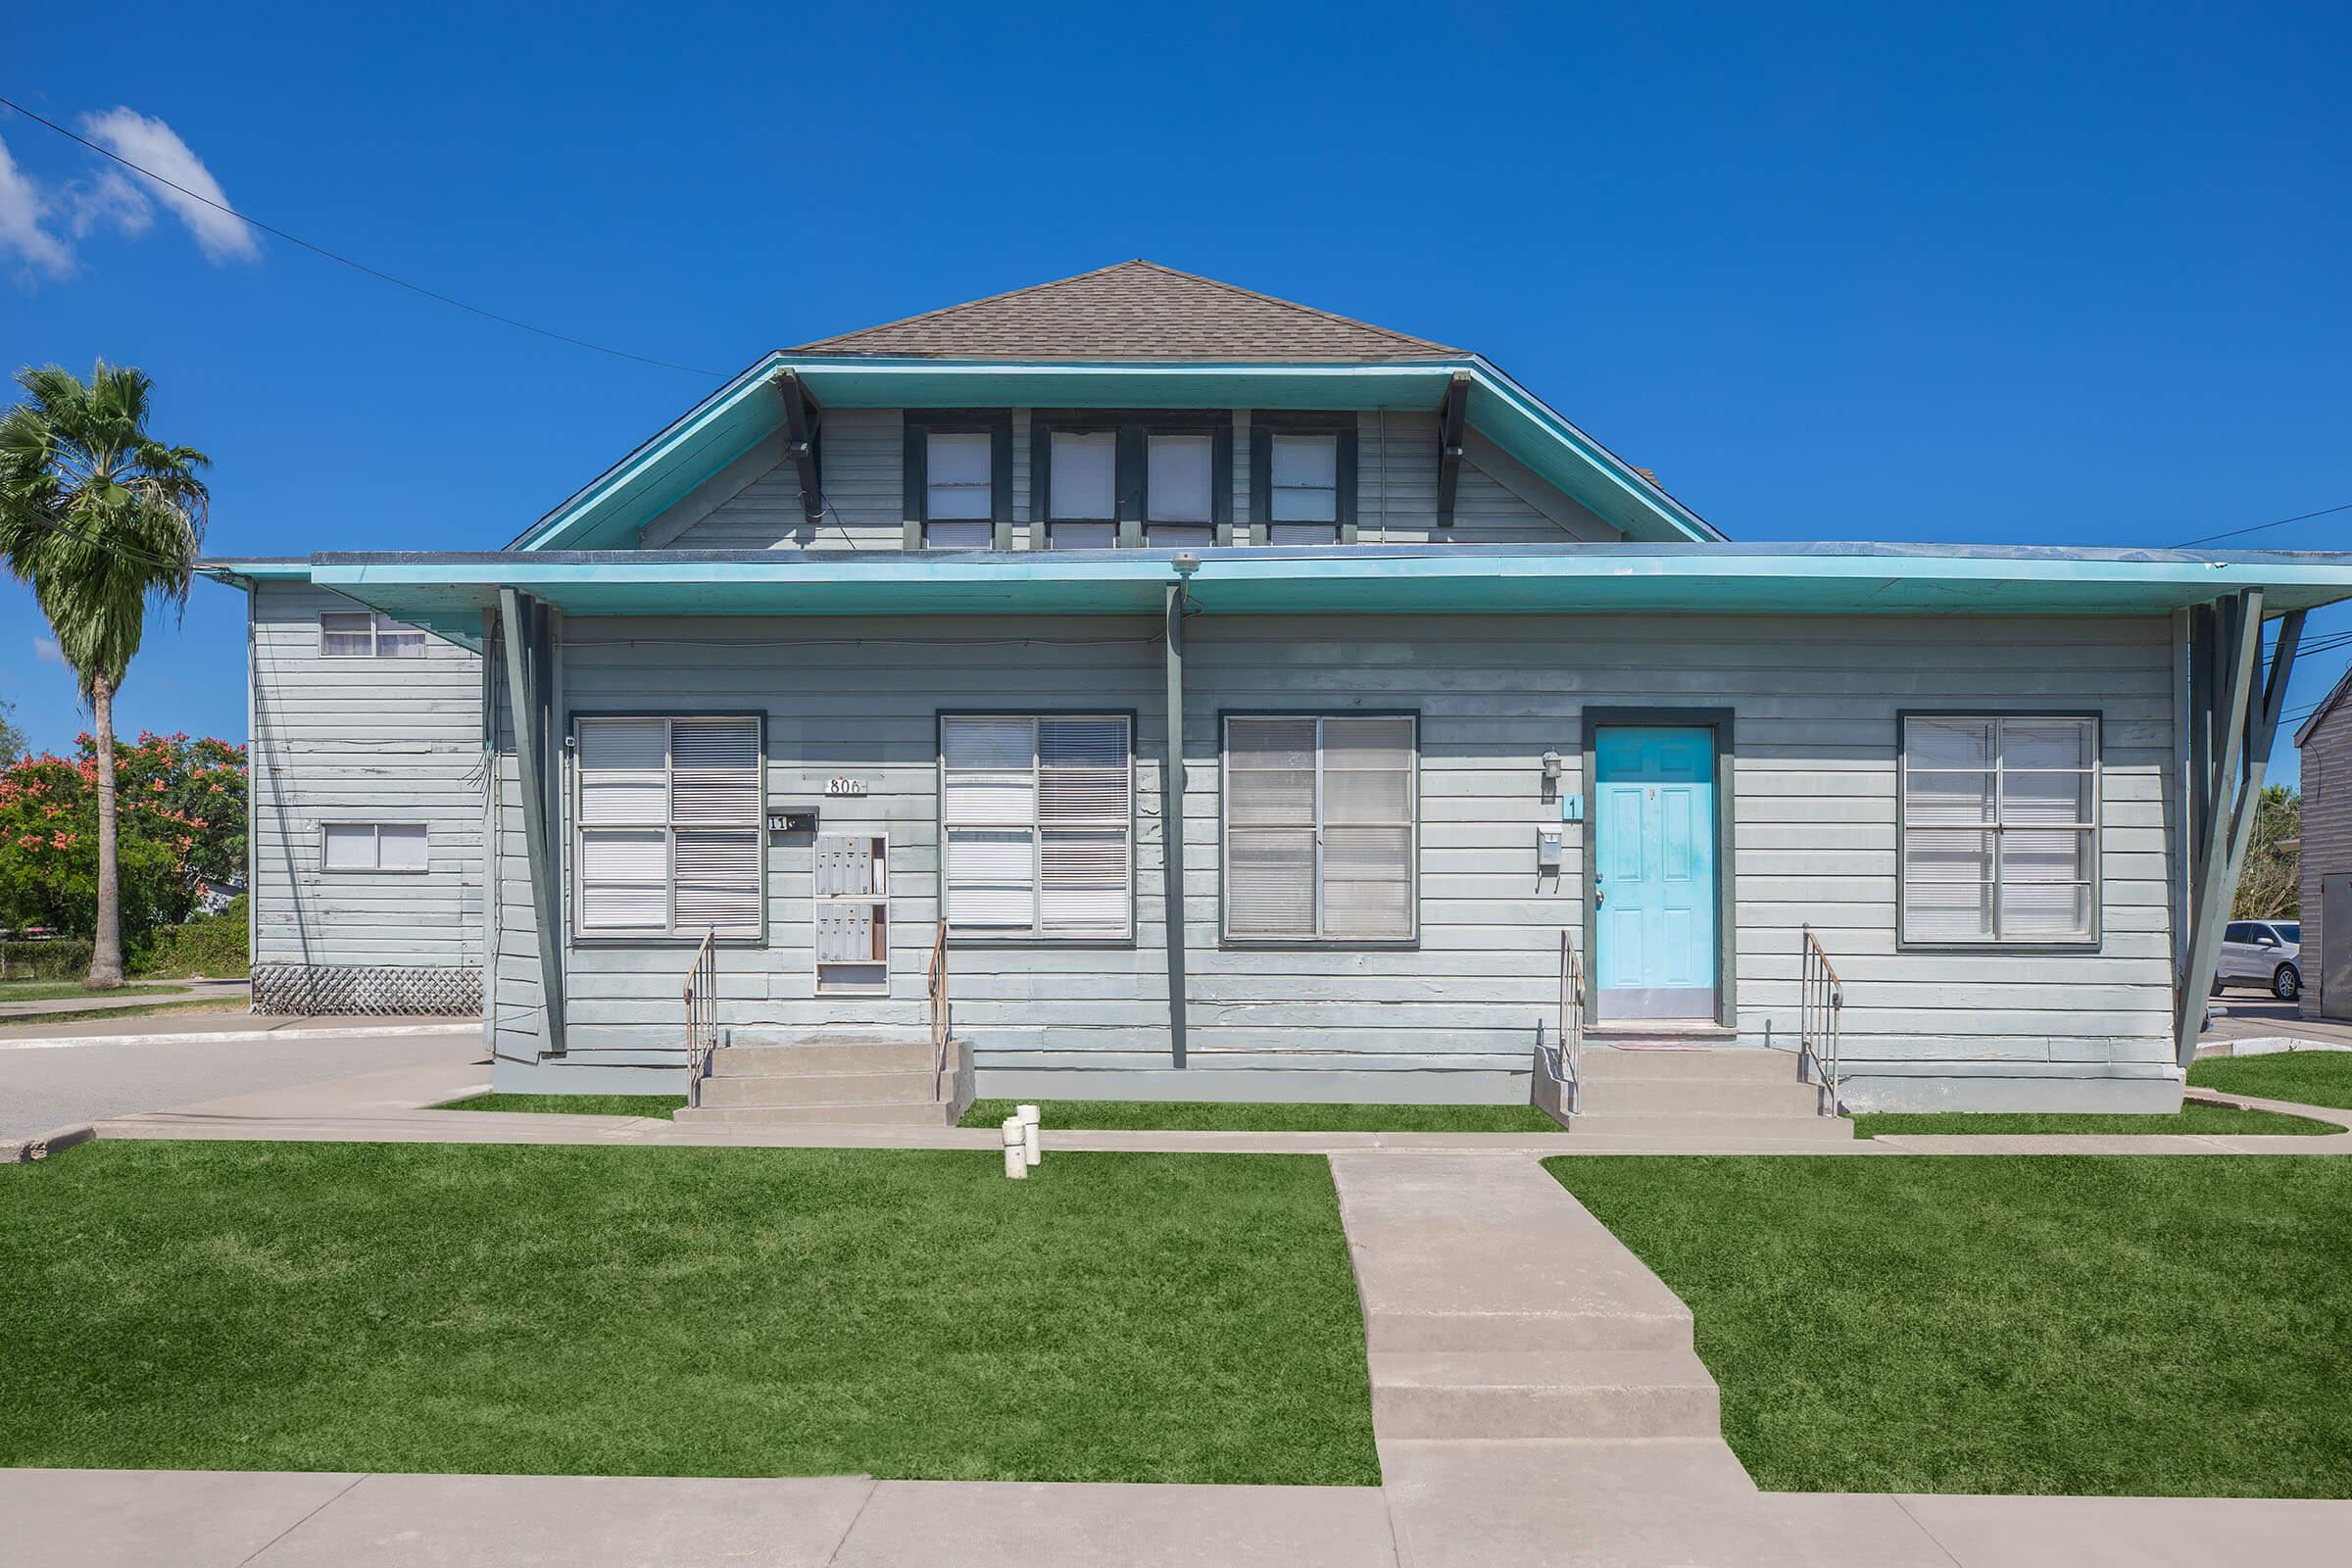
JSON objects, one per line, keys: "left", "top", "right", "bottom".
{"left": 924, "top": 432, "right": 994, "bottom": 546}
{"left": 1030, "top": 412, "right": 1231, "bottom": 549}
{"left": 1146, "top": 433, "right": 1215, "bottom": 549}
{"left": 1047, "top": 428, "right": 1117, "bottom": 549}
{"left": 905, "top": 412, "right": 1012, "bottom": 550}
{"left": 1250, "top": 416, "right": 1355, "bottom": 545}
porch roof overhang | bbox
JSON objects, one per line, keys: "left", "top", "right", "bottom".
{"left": 505, "top": 354, "right": 1727, "bottom": 551}
{"left": 203, "top": 542, "right": 2352, "bottom": 644}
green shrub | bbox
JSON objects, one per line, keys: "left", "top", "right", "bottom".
{"left": 131, "top": 897, "right": 249, "bottom": 979}
{"left": 0, "top": 937, "right": 95, "bottom": 981}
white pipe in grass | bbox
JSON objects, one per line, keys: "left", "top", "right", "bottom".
{"left": 1002, "top": 1116, "right": 1026, "bottom": 1179}
{"left": 1017, "top": 1102, "right": 1042, "bottom": 1167}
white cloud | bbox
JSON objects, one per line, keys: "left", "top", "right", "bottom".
{"left": 78, "top": 107, "right": 257, "bottom": 264}
{"left": 0, "top": 134, "right": 72, "bottom": 276}
{"left": 67, "top": 168, "right": 154, "bottom": 241}
{"left": 33, "top": 636, "right": 67, "bottom": 666}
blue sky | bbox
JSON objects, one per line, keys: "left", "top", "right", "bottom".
{"left": 3, "top": 0, "right": 2346, "bottom": 783}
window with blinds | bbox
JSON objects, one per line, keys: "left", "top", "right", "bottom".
{"left": 574, "top": 714, "right": 763, "bottom": 939}
{"left": 318, "top": 610, "right": 426, "bottom": 658}
{"left": 941, "top": 714, "right": 1133, "bottom": 939}
{"left": 1224, "top": 714, "right": 1416, "bottom": 941}
{"left": 1900, "top": 714, "right": 2098, "bottom": 945}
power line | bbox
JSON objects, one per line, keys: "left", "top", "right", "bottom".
{"left": 0, "top": 94, "right": 722, "bottom": 380}
{"left": 2173, "top": 499, "right": 2352, "bottom": 547}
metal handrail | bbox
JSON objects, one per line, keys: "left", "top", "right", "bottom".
{"left": 1797, "top": 923, "right": 1844, "bottom": 1115}
{"left": 1535, "top": 929, "right": 1585, "bottom": 1115}
{"left": 681, "top": 925, "right": 718, "bottom": 1108}
{"left": 927, "top": 918, "right": 952, "bottom": 1091}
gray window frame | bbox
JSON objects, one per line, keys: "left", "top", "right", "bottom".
{"left": 1217, "top": 709, "right": 1420, "bottom": 949}
{"left": 903, "top": 410, "right": 1015, "bottom": 551}
{"left": 1894, "top": 709, "right": 2104, "bottom": 953}
{"left": 318, "top": 820, "right": 430, "bottom": 875}
{"left": 1028, "top": 410, "right": 1233, "bottom": 550}
{"left": 937, "top": 710, "right": 1138, "bottom": 945}
{"left": 1249, "top": 412, "right": 1358, "bottom": 546}
{"left": 318, "top": 610, "right": 427, "bottom": 659}
{"left": 567, "top": 709, "right": 768, "bottom": 947}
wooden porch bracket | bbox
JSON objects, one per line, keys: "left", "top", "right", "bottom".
{"left": 2175, "top": 591, "right": 2303, "bottom": 1064}
{"left": 774, "top": 370, "right": 824, "bottom": 527}
{"left": 498, "top": 587, "right": 566, "bottom": 1054}
{"left": 1434, "top": 370, "right": 1470, "bottom": 528}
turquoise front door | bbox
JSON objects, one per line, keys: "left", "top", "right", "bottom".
{"left": 1593, "top": 726, "right": 1718, "bottom": 1019}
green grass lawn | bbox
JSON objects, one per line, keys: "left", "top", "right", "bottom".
{"left": 0, "top": 979, "right": 188, "bottom": 1004}
{"left": 440, "top": 1092, "right": 688, "bottom": 1118}
{"left": 2190, "top": 1050, "right": 2352, "bottom": 1110}
{"left": 1853, "top": 1102, "right": 2338, "bottom": 1138}
{"left": 1547, "top": 1154, "right": 2352, "bottom": 1497}
{"left": 0, "top": 1141, "right": 1376, "bottom": 1486}
{"left": 960, "top": 1098, "right": 1563, "bottom": 1133}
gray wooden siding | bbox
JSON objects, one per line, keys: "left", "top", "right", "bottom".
{"left": 249, "top": 581, "right": 484, "bottom": 970}
{"left": 2300, "top": 702, "right": 2349, "bottom": 1019}
{"left": 493, "top": 612, "right": 2178, "bottom": 1084}
{"left": 656, "top": 407, "right": 1612, "bottom": 550}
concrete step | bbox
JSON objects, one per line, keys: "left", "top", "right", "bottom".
{"left": 1568, "top": 1110, "right": 1853, "bottom": 1142}
{"left": 1575, "top": 1047, "right": 1795, "bottom": 1083}
{"left": 672, "top": 1100, "right": 960, "bottom": 1127}
{"left": 714, "top": 1042, "right": 948, "bottom": 1075}
{"left": 1574, "top": 1077, "right": 1822, "bottom": 1117}
{"left": 696, "top": 1070, "right": 954, "bottom": 1108}
{"left": 1365, "top": 1302, "right": 1694, "bottom": 1354}
{"left": 1369, "top": 1349, "right": 1722, "bottom": 1441}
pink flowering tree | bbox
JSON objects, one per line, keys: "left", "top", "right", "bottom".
{"left": 0, "top": 732, "right": 244, "bottom": 944}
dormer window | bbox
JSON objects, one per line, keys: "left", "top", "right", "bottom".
{"left": 1146, "top": 432, "right": 1216, "bottom": 548}
{"left": 905, "top": 412, "right": 1012, "bottom": 550}
{"left": 1046, "top": 427, "right": 1118, "bottom": 549}
{"left": 1250, "top": 415, "right": 1356, "bottom": 544}
{"left": 1032, "top": 412, "right": 1232, "bottom": 549}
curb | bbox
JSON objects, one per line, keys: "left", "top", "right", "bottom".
{"left": 1, "top": 1121, "right": 95, "bottom": 1163}
{"left": 0, "top": 1022, "right": 479, "bottom": 1052}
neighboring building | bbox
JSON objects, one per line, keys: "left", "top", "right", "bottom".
{"left": 203, "top": 261, "right": 2352, "bottom": 1110}
{"left": 2294, "top": 666, "right": 2352, "bottom": 1021}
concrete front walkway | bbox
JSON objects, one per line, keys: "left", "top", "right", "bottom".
{"left": 80, "top": 1043, "right": 2352, "bottom": 1156}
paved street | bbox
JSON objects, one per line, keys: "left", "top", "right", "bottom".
{"left": 0, "top": 1023, "right": 481, "bottom": 1140}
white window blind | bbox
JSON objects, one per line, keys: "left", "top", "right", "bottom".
{"left": 1147, "top": 432, "right": 1214, "bottom": 548}
{"left": 1224, "top": 715, "right": 1415, "bottom": 941}
{"left": 1901, "top": 715, "right": 2096, "bottom": 944}
{"left": 321, "top": 821, "right": 428, "bottom": 871}
{"left": 575, "top": 715, "right": 762, "bottom": 939}
{"left": 925, "top": 429, "right": 995, "bottom": 548}
{"left": 942, "top": 714, "right": 1132, "bottom": 938}
{"left": 319, "top": 610, "right": 426, "bottom": 658}
{"left": 1269, "top": 430, "right": 1340, "bottom": 540}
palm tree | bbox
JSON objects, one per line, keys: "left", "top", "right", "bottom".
{"left": 0, "top": 363, "right": 210, "bottom": 988}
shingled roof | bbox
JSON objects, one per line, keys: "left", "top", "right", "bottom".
{"left": 790, "top": 260, "right": 1466, "bottom": 361}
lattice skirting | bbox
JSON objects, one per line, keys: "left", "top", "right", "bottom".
{"left": 251, "top": 964, "right": 482, "bottom": 1016}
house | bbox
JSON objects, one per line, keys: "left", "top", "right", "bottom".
{"left": 202, "top": 260, "right": 2352, "bottom": 1115}
{"left": 2294, "top": 666, "right": 2352, "bottom": 1021}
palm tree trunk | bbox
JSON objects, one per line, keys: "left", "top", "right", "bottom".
{"left": 87, "top": 675, "right": 124, "bottom": 990}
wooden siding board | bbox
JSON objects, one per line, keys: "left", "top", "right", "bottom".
{"left": 475, "top": 610, "right": 2180, "bottom": 1086}
{"left": 249, "top": 581, "right": 484, "bottom": 971}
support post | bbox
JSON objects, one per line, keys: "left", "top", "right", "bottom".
{"left": 1434, "top": 370, "right": 1469, "bottom": 528}
{"left": 499, "top": 587, "right": 565, "bottom": 1054}
{"left": 1162, "top": 581, "right": 1189, "bottom": 1068}
{"left": 775, "top": 370, "right": 824, "bottom": 527}
{"left": 2175, "top": 592, "right": 2304, "bottom": 1064}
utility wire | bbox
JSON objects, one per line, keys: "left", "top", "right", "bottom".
{"left": 0, "top": 94, "right": 722, "bottom": 380}
{"left": 2173, "top": 499, "right": 2352, "bottom": 547}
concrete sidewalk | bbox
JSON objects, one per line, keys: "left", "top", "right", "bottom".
{"left": 0, "top": 977, "right": 249, "bottom": 1020}
{"left": 10, "top": 1452, "right": 2346, "bottom": 1564}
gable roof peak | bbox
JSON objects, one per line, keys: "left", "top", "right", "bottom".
{"left": 788, "top": 259, "right": 1466, "bottom": 362}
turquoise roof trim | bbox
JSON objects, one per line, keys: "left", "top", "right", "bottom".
{"left": 286, "top": 542, "right": 2352, "bottom": 630}
{"left": 510, "top": 356, "right": 1721, "bottom": 552}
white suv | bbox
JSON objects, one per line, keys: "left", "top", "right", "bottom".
{"left": 2213, "top": 920, "right": 2302, "bottom": 1002}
